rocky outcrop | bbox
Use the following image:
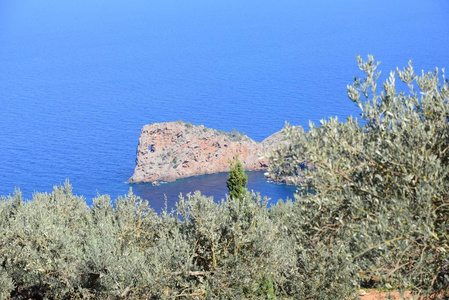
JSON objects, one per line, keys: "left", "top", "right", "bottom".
{"left": 128, "top": 121, "right": 282, "bottom": 184}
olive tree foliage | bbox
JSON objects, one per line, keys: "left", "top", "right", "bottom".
{"left": 0, "top": 182, "right": 360, "bottom": 299}
{"left": 0, "top": 179, "right": 363, "bottom": 299}
{"left": 269, "top": 56, "right": 449, "bottom": 294}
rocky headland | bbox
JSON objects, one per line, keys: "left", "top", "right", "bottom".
{"left": 127, "top": 121, "right": 286, "bottom": 185}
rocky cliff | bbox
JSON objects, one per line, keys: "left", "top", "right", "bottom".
{"left": 127, "top": 121, "right": 282, "bottom": 184}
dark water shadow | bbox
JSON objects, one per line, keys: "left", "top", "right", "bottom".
{"left": 130, "top": 170, "right": 297, "bottom": 212}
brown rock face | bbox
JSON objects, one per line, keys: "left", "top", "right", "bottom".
{"left": 127, "top": 121, "right": 275, "bottom": 184}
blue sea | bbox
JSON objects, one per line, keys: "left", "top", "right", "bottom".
{"left": 1, "top": 0, "right": 448, "bottom": 211}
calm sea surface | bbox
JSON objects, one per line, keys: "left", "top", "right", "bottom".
{"left": 1, "top": 0, "right": 448, "bottom": 210}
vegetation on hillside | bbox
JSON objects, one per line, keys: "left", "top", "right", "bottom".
{"left": 1, "top": 184, "right": 355, "bottom": 299}
{"left": 1, "top": 56, "right": 448, "bottom": 299}
{"left": 269, "top": 55, "right": 449, "bottom": 295}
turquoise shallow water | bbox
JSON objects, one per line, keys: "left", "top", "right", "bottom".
{"left": 1, "top": 0, "right": 448, "bottom": 210}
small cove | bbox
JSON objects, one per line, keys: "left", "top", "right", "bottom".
{"left": 130, "top": 171, "right": 297, "bottom": 212}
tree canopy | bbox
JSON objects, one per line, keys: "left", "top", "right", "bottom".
{"left": 268, "top": 55, "right": 449, "bottom": 293}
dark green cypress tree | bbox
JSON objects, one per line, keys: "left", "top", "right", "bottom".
{"left": 227, "top": 156, "right": 248, "bottom": 200}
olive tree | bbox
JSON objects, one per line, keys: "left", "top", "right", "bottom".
{"left": 269, "top": 56, "right": 449, "bottom": 295}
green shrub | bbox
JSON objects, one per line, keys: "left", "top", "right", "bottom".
{"left": 0, "top": 184, "right": 361, "bottom": 299}
{"left": 227, "top": 157, "right": 248, "bottom": 201}
{"left": 0, "top": 269, "right": 15, "bottom": 299}
{"left": 269, "top": 56, "right": 449, "bottom": 295}
{"left": 268, "top": 199, "right": 359, "bottom": 299}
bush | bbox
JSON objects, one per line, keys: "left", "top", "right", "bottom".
{"left": 0, "top": 184, "right": 361, "bottom": 299}
{"left": 269, "top": 55, "right": 449, "bottom": 295}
